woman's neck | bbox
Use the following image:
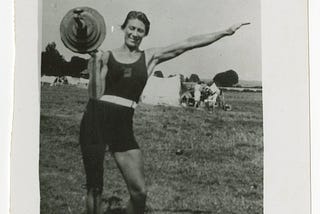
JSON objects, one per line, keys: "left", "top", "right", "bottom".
{"left": 121, "top": 44, "right": 140, "bottom": 53}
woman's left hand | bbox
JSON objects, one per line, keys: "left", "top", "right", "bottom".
{"left": 226, "top": 22, "right": 250, "bottom": 35}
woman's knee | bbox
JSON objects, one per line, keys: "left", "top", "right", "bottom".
{"left": 130, "top": 185, "right": 147, "bottom": 201}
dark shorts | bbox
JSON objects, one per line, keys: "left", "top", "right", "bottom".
{"left": 79, "top": 99, "right": 139, "bottom": 190}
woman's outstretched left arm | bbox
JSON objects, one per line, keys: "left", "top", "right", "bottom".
{"left": 146, "top": 23, "right": 249, "bottom": 69}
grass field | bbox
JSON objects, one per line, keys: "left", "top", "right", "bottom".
{"left": 40, "top": 85, "right": 263, "bottom": 214}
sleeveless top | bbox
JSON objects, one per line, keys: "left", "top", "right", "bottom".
{"left": 104, "top": 51, "right": 148, "bottom": 103}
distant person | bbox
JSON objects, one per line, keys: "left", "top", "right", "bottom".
{"left": 194, "top": 82, "right": 202, "bottom": 108}
{"left": 210, "top": 82, "right": 220, "bottom": 105}
{"left": 217, "top": 89, "right": 226, "bottom": 108}
{"left": 203, "top": 83, "right": 217, "bottom": 111}
{"left": 81, "top": 10, "right": 249, "bottom": 214}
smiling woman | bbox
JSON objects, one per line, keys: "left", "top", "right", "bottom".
{"left": 79, "top": 9, "right": 249, "bottom": 214}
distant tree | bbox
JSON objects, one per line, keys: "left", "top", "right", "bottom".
{"left": 189, "top": 74, "right": 200, "bottom": 82}
{"left": 64, "top": 56, "right": 88, "bottom": 77}
{"left": 41, "top": 42, "right": 89, "bottom": 77}
{"left": 185, "top": 77, "right": 189, "bottom": 82}
{"left": 41, "top": 42, "right": 66, "bottom": 76}
{"left": 213, "top": 69, "right": 239, "bottom": 87}
{"left": 154, "top": 70, "right": 164, "bottom": 78}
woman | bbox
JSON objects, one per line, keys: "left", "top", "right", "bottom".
{"left": 80, "top": 11, "right": 248, "bottom": 214}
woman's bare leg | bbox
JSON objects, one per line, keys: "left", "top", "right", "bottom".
{"left": 86, "top": 188, "right": 103, "bottom": 214}
{"left": 113, "top": 149, "right": 147, "bottom": 214}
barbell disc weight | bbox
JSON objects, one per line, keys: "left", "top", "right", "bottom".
{"left": 60, "top": 7, "right": 106, "bottom": 53}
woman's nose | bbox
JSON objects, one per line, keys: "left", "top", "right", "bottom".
{"left": 131, "top": 30, "right": 139, "bottom": 37}
{"left": 131, "top": 30, "right": 138, "bottom": 37}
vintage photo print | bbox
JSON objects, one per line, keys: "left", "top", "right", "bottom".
{"left": 39, "top": 0, "right": 262, "bottom": 213}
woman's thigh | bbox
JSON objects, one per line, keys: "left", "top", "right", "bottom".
{"left": 113, "top": 149, "right": 145, "bottom": 193}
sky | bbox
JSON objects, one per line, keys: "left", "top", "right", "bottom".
{"left": 42, "top": 0, "right": 261, "bottom": 81}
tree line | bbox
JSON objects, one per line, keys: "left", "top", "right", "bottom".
{"left": 155, "top": 70, "right": 239, "bottom": 87}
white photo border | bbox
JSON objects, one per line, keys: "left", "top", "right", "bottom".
{"left": 0, "top": 0, "right": 14, "bottom": 213}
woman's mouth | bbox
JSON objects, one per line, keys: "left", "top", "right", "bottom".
{"left": 129, "top": 38, "right": 139, "bottom": 43}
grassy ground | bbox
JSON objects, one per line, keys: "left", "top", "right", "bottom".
{"left": 40, "top": 85, "right": 263, "bottom": 214}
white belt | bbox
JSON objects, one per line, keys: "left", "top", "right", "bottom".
{"left": 100, "top": 95, "right": 138, "bottom": 109}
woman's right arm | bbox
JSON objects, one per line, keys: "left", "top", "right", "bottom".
{"left": 87, "top": 51, "right": 109, "bottom": 99}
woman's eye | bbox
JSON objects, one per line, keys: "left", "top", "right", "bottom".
{"left": 138, "top": 29, "right": 145, "bottom": 34}
{"left": 129, "top": 26, "right": 135, "bottom": 30}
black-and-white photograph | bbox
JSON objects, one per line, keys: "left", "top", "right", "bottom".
{"left": 40, "top": 0, "right": 262, "bottom": 213}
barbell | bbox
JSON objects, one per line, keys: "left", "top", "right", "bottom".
{"left": 60, "top": 7, "right": 106, "bottom": 54}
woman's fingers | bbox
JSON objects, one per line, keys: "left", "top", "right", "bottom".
{"left": 234, "top": 22, "right": 250, "bottom": 31}
{"left": 226, "top": 22, "right": 250, "bottom": 35}
{"left": 238, "top": 22, "right": 250, "bottom": 30}
{"left": 88, "top": 50, "right": 98, "bottom": 57}
{"left": 89, "top": 49, "right": 103, "bottom": 59}
{"left": 242, "top": 22, "right": 251, "bottom": 26}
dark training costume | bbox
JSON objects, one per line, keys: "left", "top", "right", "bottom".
{"left": 80, "top": 51, "right": 148, "bottom": 191}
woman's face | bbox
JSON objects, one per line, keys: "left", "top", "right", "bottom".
{"left": 123, "top": 19, "right": 146, "bottom": 48}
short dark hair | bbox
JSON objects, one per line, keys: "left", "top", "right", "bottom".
{"left": 121, "top": 11, "right": 150, "bottom": 36}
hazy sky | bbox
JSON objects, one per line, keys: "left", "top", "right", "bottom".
{"left": 42, "top": 0, "right": 261, "bottom": 81}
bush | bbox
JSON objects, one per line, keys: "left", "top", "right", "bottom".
{"left": 213, "top": 70, "right": 239, "bottom": 87}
